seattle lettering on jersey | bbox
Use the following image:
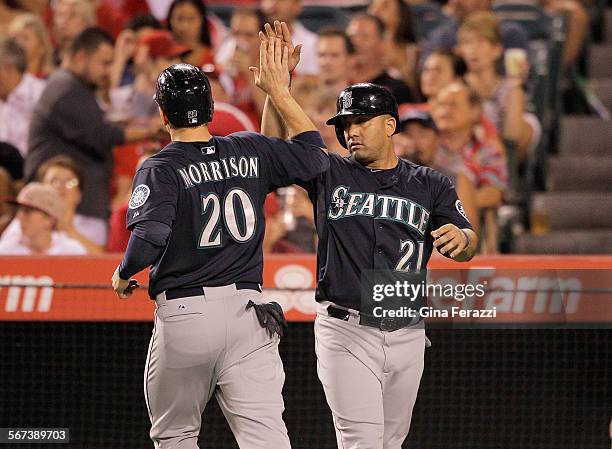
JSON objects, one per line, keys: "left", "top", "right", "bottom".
{"left": 328, "top": 185, "right": 430, "bottom": 236}
{"left": 177, "top": 156, "right": 259, "bottom": 188}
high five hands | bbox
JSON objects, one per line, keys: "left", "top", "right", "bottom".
{"left": 249, "top": 20, "right": 303, "bottom": 95}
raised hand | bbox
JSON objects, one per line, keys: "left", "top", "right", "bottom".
{"left": 250, "top": 34, "right": 291, "bottom": 97}
{"left": 264, "top": 20, "right": 303, "bottom": 74}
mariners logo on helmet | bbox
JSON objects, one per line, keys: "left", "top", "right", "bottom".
{"left": 343, "top": 91, "right": 353, "bottom": 109}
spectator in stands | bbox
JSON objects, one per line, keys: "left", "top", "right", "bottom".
{"left": 26, "top": 28, "right": 163, "bottom": 245}
{"left": 110, "top": 14, "right": 163, "bottom": 89}
{"left": 397, "top": 110, "right": 479, "bottom": 231}
{"left": 38, "top": 155, "right": 104, "bottom": 252}
{"left": 346, "top": 13, "right": 415, "bottom": 104}
{"left": 420, "top": 50, "right": 466, "bottom": 101}
{"left": 368, "top": 0, "right": 420, "bottom": 97}
{"left": 204, "top": 64, "right": 258, "bottom": 135}
{"left": 0, "top": 1, "right": 24, "bottom": 36}
{"left": 0, "top": 182, "right": 86, "bottom": 255}
{"left": 317, "top": 27, "right": 353, "bottom": 95}
{"left": 0, "top": 38, "right": 45, "bottom": 157}
{"left": 431, "top": 82, "right": 506, "bottom": 253}
{"left": 52, "top": 0, "right": 95, "bottom": 64}
{"left": 109, "top": 30, "right": 189, "bottom": 122}
{"left": 8, "top": 13, "right": 53, "bottom": 78}
{"left": 261, "top": 0, "right": 318, "bottom": 76}
{"left": 421, "top": 0, "right": 529, "bottom": 65}
{"left": 458, "top": 12, "right": 540, "bottom": 164}
{"left": 167, "top": 0, "right": 213, "bottom": 67}
{"left": 542, "top": 0, "right": 588, "bottom": 69}
{"left": 2, "top": 155, "right": 105, "bottom": 252}
{"left": 304, "top": 86, "right": 348, "bottom": 156}
{"left": 215, "top": 7, "right": 267, "bottom": 121}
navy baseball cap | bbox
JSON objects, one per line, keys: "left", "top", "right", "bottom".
{"left": 399, "top": 110, "right": 437, "bottom": 132}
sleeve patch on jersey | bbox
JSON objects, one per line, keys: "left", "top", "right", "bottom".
{"left": 129, "top": 184, "right": 151, "bottom": 209}
{"left": 455, "top": 199, "right": 468, "bottom": 221}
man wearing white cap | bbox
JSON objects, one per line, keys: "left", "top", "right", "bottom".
{"left": 0, "top": 182, "right": 86, "bottom": 255}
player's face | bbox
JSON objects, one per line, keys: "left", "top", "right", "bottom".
{"left": 420, "top": 53, "right": 456, "bottom": 99}
{"left": 342, "top": 114, "right": 395, "bottom": 165}
{"left": 317, "top": 36, "right": 351, "bottom": 85}
{"left": 83, "top": 43, "right": 114, "bottom": 88}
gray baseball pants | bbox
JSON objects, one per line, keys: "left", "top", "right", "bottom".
{"left": 145, "top": 284, "right": 291, "bottom": 449}
{"left": 315, "top": 302, "right": 425, "bottom": 449}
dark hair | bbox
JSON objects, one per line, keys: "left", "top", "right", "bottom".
{"left": 318, "top": 26, "right": 355, "bottom": 54}
{"left": 0, "top": 38, "right": 27, "bottom": 73}
{"left": 0, "top": 142, "right": 24, "bottom": 180}
{"left": 350, "top": 13, "right": 385, "bottom": 37}
{"left": 427, "top": 50, "right": 467, "bottom": 77}
{"left": 167, "top": 0, "right": 212, "bottom": 47}
{"left": 36, "top": 155, "right": 85, "bottom": 191}
{"left": 392, "top": 0, "right": 416, "bottom": 44}
{"left": 70, "top": 27, "right": 114, "bottom": 55}
{"left": 232, "top": 6, "right": 266, "bottom": 30}
{"left": 127, "top": 14, "right": 163, "bottom": 32}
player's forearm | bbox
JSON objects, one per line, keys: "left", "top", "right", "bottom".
{"left": 261, "top": 95, "right": 286, "bottom": 138}
{"left": 452, "top": 228, "right": 477, "bottom": 262}
{"left": 267, "top": 89, "right": 317, "bottom": 138}
{"left": 118, "top": 233, "right": 164, "bottom": 279}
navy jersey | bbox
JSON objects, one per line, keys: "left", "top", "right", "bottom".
{"left": 300, "top": 154, "right": 472, "bottom": 310}
{"left": 126, "top": 131, "right": 328, "bottom": 298}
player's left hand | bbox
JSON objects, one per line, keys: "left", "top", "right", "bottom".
{"left": 431, "top": 224, "right": 468, "bottom": 258}
{"left": 263, "top": 20, "right": 302, "bottom": 74}
{"left": 112, "top": 266, "right": 139, "bottom": 299}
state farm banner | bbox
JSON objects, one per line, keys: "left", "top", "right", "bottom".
{"left": 0, "top": 255, "right": 611, "bottom": 326}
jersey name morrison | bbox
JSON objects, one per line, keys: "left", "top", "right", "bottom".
{"left": 328, "top": 185, "right": 430, "bottom": 236}
{"left": 178, "top": 156, "right": 259, "bottom": 188}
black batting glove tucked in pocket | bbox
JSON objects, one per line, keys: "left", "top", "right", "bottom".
{"left": 246, "top": 300, "right": 289, "bottom": 338}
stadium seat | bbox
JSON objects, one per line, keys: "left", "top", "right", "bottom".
{"left": 298, "top": 6, "right": 350, "bottom": 33}
{"left": 559, "top": 116, "right": 612, "bottom": 155}
{"left": 515, "top": 229, "right": 612, "bottom": 253}
{"left": 410, "top": 3, "right": 450, "bottom": 41}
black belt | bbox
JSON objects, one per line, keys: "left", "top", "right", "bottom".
{"left": 165, "top": 282, "right": 261, "bottom": 300}
{"left": 327, "top": 305, "right": 419, "bottom": 332}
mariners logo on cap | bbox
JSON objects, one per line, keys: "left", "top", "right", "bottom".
{"left": 343, "top": 91, "right": 353, "bottom": 109}
{"left": 129, "top": 184, "right": 151, "bottom": 209}
{"left": 455, "top": 200, "right": 468, "bottom": 221}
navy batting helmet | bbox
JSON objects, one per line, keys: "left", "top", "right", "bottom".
{"left": 326, "top": 83, "right": 400, "bottom": 148}
{"left": 154, "top": 63, "right": 214, "bottom": 128}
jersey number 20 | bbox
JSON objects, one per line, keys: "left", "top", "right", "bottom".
{"left": 199, "top": 188, "right": 256, "bottom": 247}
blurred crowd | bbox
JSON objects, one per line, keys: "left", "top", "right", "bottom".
{"left": 0, "top": 0, "right": 592, "bottom": 256}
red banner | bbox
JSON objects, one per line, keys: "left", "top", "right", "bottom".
{"left": 0, "top": 255, "right": 611, "bottom": 323}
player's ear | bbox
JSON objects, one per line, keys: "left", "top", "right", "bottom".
{"left": 158, "top": 108, "right": 169, "bottom": 127}
{"left": 385, "top": 116, "right": 396, "bottom": 138}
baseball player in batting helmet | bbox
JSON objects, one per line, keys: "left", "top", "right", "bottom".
{"left": 261, "top": 21, "right": 478, "bottom": 449}
{"left": 112, "top": 38, "right": 329, "bottom": 448}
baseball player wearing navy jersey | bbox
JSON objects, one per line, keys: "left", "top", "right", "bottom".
{"left": 262, "top": 23, "right": 478, "bottom": 449}
{"left": 111, "top": 37, "right": 328, "bottom": 449}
